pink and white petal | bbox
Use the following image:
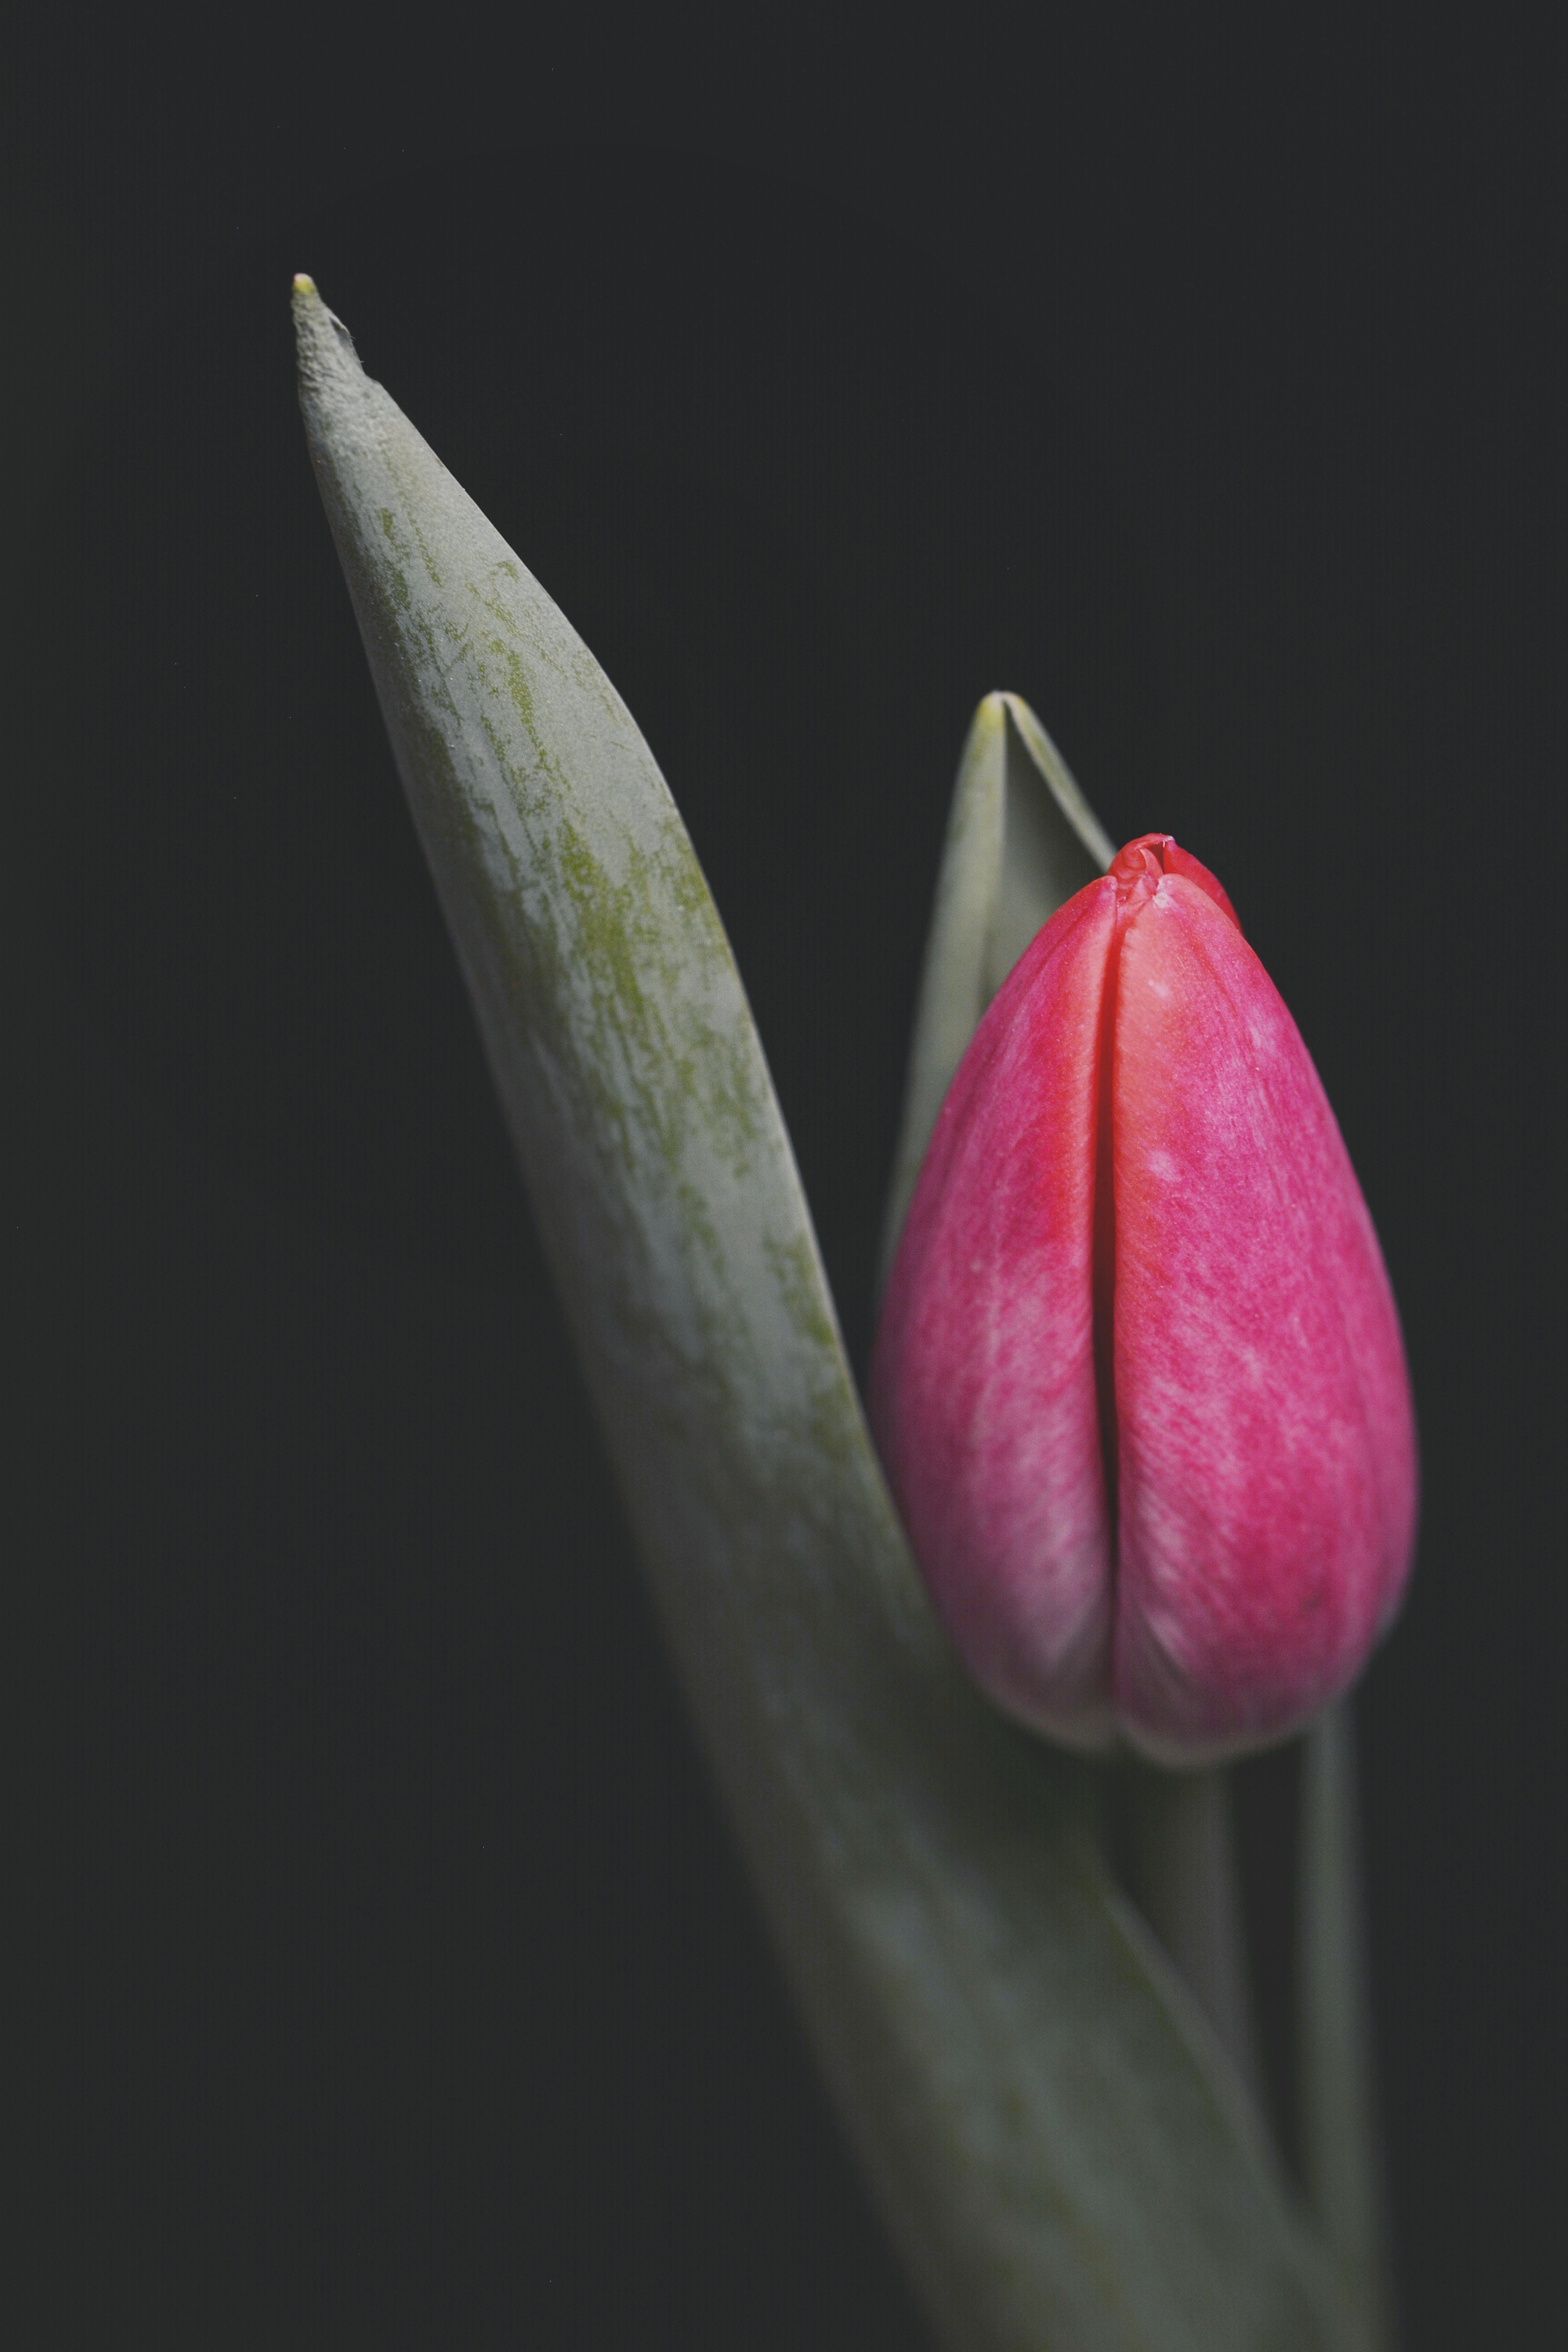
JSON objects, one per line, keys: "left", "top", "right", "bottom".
{"left": 1110, "top": 875, "right": 1417, "bottom": 1759}
{"left": 872, "top": 880, "right": 1118, "bottom": 1746}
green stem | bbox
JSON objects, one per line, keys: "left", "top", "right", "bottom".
{"left": 1298, "top": 1706, "right": 1395, "bottom": 2347}
{"left": 1125, "top": 1762, "right": 1264, "bottom": 2107}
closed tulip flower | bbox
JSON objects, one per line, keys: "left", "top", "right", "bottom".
{"left": 872, "top": 833, "right": 1417, "bottom": 1764}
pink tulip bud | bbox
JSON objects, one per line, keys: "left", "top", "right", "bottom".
{"left": 871, "top": 835, "right": 1417, "bottom": 1764}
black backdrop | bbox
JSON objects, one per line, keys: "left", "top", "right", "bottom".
{"left": 5, "top": 14, "right": 1561, "bottom": 2350}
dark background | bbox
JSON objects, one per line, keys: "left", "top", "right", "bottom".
{"left": 5, "top": 11, "right": 1560, "bottom": 2348}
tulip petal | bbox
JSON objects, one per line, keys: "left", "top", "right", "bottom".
{"left": 874, "top": 881, "right": 1119, "bottom": 1746}
{"left": 1110, "top": 875, "right": 1417, "bottom": 1760}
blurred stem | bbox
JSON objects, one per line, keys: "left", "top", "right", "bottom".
{"left": 1124, "top": 1763, "right": 1264, "bottom": 2107}
{"left": 1298, "top": 1706, "right": 1395, "bottom": 2348}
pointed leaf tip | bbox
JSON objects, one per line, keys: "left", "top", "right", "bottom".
{"left": 291, "top": 276, "right": 367, "bottom": 406}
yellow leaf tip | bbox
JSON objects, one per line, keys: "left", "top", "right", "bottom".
{"left": 292, "top": 272, "right": 318, "bottom": 297}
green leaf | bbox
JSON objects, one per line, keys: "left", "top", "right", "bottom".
{"left": 294, "top": 275, "right": 1364, "bottom": 2352}
{"left": 879, "top": 693, "right": 1113, "bottom": 1287}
